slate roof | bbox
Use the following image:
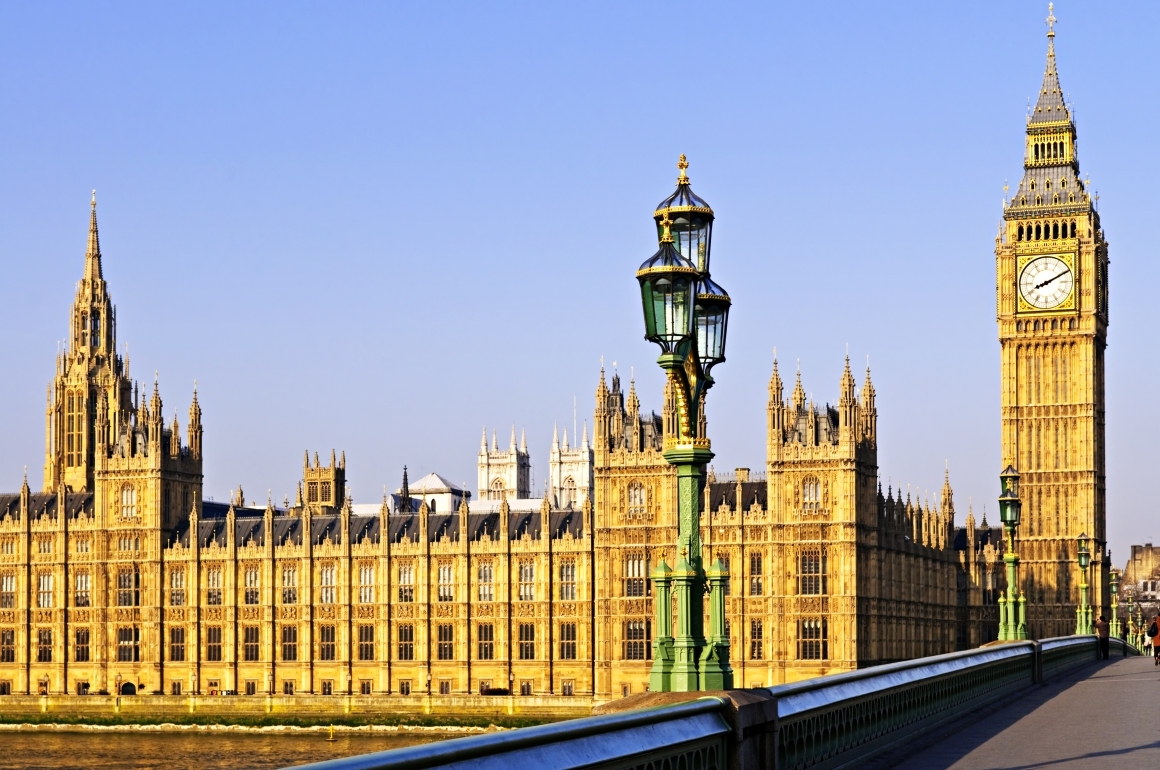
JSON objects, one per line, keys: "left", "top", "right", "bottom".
{"left": 0, "top": 492, "right": 94, "bottom": 521}
{"left": 707, "top": 481, "right": 768, "bottom": 511}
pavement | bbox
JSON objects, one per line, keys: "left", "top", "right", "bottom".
{"left": 892, "top": 653, "right": 1160, "bottom": 769}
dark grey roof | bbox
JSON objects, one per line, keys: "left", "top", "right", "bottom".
{"left": 707, "top": 481, "right": 768, "bottom": 511}
{"left": 953, "top": 525, "right": 1005, "bottom": 553}
{"left": 1029, "top": 42, "right": 1069, "bottom": 125}
{"left": 0, "top": 492, "right": 93, "bottom": 521}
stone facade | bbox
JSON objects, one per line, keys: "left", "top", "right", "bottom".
{"left": 995, "top": 21, "right": 1110, "bottom": 638}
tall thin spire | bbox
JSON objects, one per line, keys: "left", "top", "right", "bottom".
{"left": 85, "top": 190, "right": 103, "bottom": 282}
{"left": 1030, "top": 3, "right": 1069, "bottom": 124}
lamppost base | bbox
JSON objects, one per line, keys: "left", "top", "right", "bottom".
{"left": 648, "top": 638, "right": 674, "bottom": 693}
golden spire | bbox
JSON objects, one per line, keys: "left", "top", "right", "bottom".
{"left": 659, "top": 213, "right": 674, "bottom": 243}
{"left": 677, "top": 154, "right": 689, "bottom": 185}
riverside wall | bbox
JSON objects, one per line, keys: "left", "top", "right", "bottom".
{"left": 0, "top": 694, "right": 594, "bottom": 723}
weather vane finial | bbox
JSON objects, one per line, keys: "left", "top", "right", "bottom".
{"left": 677, "top": 154, "right": 689, "bottom": 185}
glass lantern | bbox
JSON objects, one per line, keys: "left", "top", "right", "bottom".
{"left": 998, "top": 489, "right": 1021, "bottom": 527}
{"left": 694, "top": 275, "right": 731, "bottom": 376}
{"left": 1077, "top": 533, "right": 1090, "bottom": 570}
{"left": 999, "top": 465, "right": 1021, "bottom": 498}
{"left": 654, "top": 155, "right": 715, "bottom": 273}
{"left": 637, "top": 222, "right": 698, "bottom": 354}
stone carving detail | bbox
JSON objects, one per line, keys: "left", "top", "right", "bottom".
{"left": 36, "top": 610, "right": 53, "bottom": 623}
{"left": 517, "top": 604, "right": 535, "bottom": 617}
{"left": 395, "top": 605, "right": 414, "bottom": 618}
{"left": 476, "top": 604, "right": 493, "bottom": 617}
{"left": 279, "top": 606, "right": 297, "bottom": 620}
{"left": 356, "top": 605, "right": 375, "bottom": 619}
{"left": 317, "top": 605, "right": 335, "bottom": 619}
{"left": 242, "top": 607, "right": 260, "bottom": 620}
{"left": 435, "top": 605, "right": 454, "bottom": 618}
{"left": 204, "top": 608, "right": 222, "bottom": 621}
{"left": 0, "top": 611, "right": 13, "bottom": 623}
{"left": 558, "top": 603, "right": 576, "bottom": 616}
{"left": 72, "top": 609, "right": 91, "bottom": 623}
{"left": 167, "top": 608, "right": 185, "bottom": 622}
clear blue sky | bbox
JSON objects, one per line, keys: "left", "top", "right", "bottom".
{"left": 0, "top": 2, "right": 1154, "bottom": 566}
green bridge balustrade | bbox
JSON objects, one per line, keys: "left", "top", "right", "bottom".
{"left": 288, "top": 636, "right": 1136, "bottom": 770}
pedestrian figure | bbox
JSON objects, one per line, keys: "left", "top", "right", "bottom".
{"left": 1095, "top": 615, "right": 1109, "bottom": 659}
{"left": 1149, "top": 616, "right": 1160, "bottom": 665}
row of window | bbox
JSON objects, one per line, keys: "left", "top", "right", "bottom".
{"left": 2, "top": 550, "right": 831, "bottom": 610}
{"left": 1030, "top": 140, "right": 1068, "bottom": 162}
{"left": 1016, "top": 220, "right": 1077, "bottom": 242}
{"left": 0, "top": 553, "right": 825, "bottom": 611}
{"left": 0, "top": 618, "right": 831, "bottom": 664}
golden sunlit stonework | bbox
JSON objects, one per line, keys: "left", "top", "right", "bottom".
{"left": 995, "top": 16, "right": 1109, "bottom": 639}
{"left": 0, "top": 203, "right": 961, "bottom": 699}
{"left": 0, "top": 16, "right": 1111, "bottom": 702}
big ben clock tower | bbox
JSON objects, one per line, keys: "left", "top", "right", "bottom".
{"left": 997, "top": 5, "right": 1108, "bottom": 639}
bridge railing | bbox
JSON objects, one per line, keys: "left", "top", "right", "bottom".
{"left": 287, "top": 636, "right": 1137, "bottom": 770}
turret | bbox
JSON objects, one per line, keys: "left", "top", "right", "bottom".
{"left": 860, "top": 365, "right": 877, "bottom": 443}
{"left": 594, "top": 366, "right": 610, "bottom": 450}
{"left": 768, "top": 357, "right": 784, "bottom": 444}
{"left": 791, "top": 367, "right": 806, "bottom": 413}
{"left": 187, "top": 385, "right": 203, "bottom": 458}
{"left": 626, "top": 378, "right": 640, "bottom": 450}
{"left": 838, "top": 356, "right": 857, "bottom": 438}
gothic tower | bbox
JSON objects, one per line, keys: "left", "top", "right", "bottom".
{"left": 477, "top": 427, "right": 531, "bottom": 500}
{"left": 996, "top": 8, "right": 1108, "bottom": 638}
{"left": 44, "top": 193, "right": 133, "bottom": 493}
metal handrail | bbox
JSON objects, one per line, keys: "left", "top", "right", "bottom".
{"left": 769, "top": 641, "right": 1036, "bottom": 719}
{"left": 286, "top": 696, "right": 727, "bottom": 770}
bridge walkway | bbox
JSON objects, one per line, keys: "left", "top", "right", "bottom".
{"left": 893, "top": 654, "right": 1160, "bottom": 769}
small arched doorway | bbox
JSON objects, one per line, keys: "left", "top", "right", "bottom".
{"left": 120, "top": 682, "right": 136, "bottom": 696}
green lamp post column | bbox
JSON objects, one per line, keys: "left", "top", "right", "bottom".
{"left": 997, "top": 466, "right": 1026, "bottom": 641}
{"left": 701, "top": 558, "right": 732, "bottom": 690}
{"left": 1109, "top": 572, "right": 1121, "bottom": 638}
{"left": 1075, "top": 534, "right": 1093, "bottom": 635}
{"left": 639, "top": 156, "right": 732, "bottom": 692}
{"left": 648, "top": 558, "right": 673, "bottom": 692}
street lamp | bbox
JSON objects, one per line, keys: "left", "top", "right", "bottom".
{"left": 1076, "top": 533, "right": 1093, "bottom": 635}
{"left": 641, "top": 155, "right": 733, "bottom": 693}
{"left": 997, "top": 465, "right": 1027, "bottom": 640}
{"left": 1109, "top": 571, "right": 1121, "bottom": 638}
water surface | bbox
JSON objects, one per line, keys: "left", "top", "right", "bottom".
{"left": 0, "top": 730, "right": 446, "bottom": 770}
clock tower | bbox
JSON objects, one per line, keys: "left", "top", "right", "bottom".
{"left": 996, "top": 6, "right": 1109, "bottom": 639}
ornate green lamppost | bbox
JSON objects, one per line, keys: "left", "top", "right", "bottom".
{"left": 1109, "top": 571, "right": 1121, "bottom": 638}
{"left": 997, "top": 466, "right": 1027, "bottom": 640}
{"left": 642, "top": 155, "right": 733, "bottom": 693}
{"left": 1075, "top": 533, "right": 1094, "bottom": 635}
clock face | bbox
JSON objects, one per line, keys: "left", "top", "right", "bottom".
{"left": 1019, "top": 256, "right": 1074, "bottom": 310}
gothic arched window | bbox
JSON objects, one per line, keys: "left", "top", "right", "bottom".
{"left": 120, "top": 484, "right": 137, "bottom": 519}
{"left": 562, "top": 476, "right": 576, "bottom": 508}
{"left": 623, "top": 554, "right": 647, "bottom": 597}
{"left": 802, "top": 477, "right": 821, "bottom": 512}
{"left": 65, "top": 392, "right": 82, "bottom": 468}
{"left": 490, "top": 479, "right": 505, "bottom": 501}
{"left": 627, "top": 481, "right": 646, "bottom": 518}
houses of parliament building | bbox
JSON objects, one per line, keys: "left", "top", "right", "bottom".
{"left": 0, "top": 16, "right": 1105, "bottom": 700}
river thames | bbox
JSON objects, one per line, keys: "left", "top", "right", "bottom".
{"left": 0, "top": 729, "right": 447, "bottom": 769}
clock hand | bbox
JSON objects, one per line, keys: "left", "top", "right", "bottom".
{"left": 1035, "top": 269, "right": 1070, "bottom": 290}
